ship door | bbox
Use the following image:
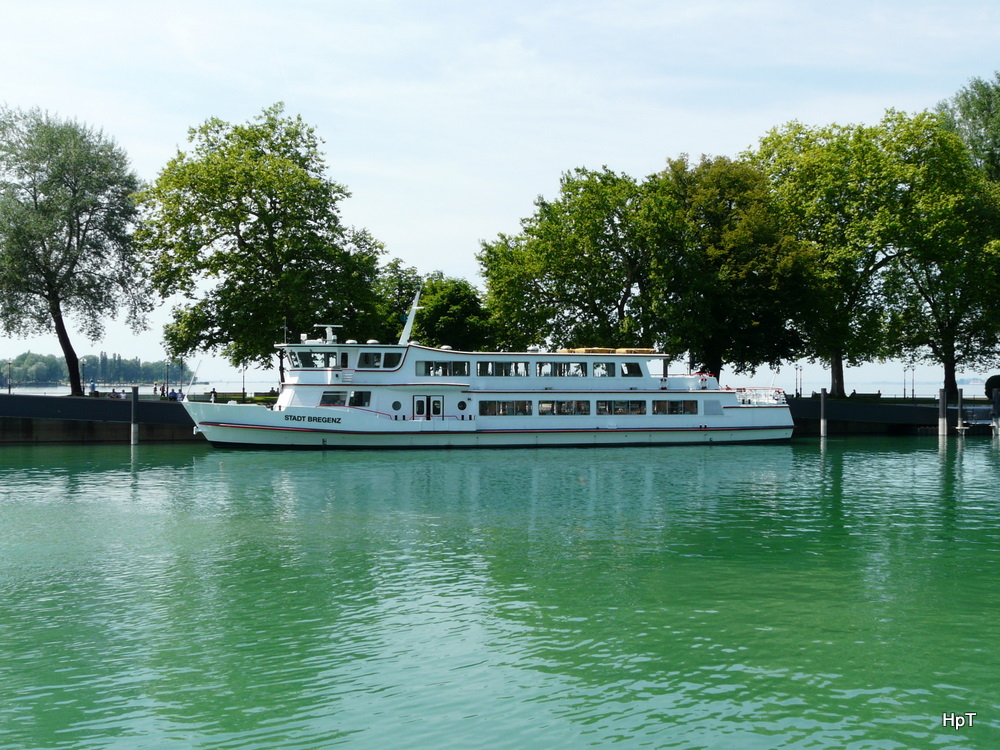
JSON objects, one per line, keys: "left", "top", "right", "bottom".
{"left": 413, "top": 395, "right": 443, "bottom": 420}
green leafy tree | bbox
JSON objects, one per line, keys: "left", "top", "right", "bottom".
{"left": 937, "top": 71, "right": 1000, "bottom": 182}
{"left": 0, "top": 107, "right": 149, "bottom": 395}
{"left": 411, "top": 274, "right": 492, "bottom": 351}
{"left": 752, "top": 116, "right": 906, "bottom": 397}
{"left": 647, "top": 155, "right": 813, "bottom": 378}
{"left": 479, "top": 167, "right": 659, "bottom": 349}
{"left": 136, "top": 103, "right": 383, "bottom": 380}
{"left": 882, "top": 112, "right": 1000, "bottom": 397}
{"left": 372, "top": 258, "right": 424, "bottom": 343}
{"left": 6, "top": 351, "right": 65, "bottom": 385}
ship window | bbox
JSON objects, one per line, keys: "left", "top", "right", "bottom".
{"left": 287, "top": 351, "right": 300, "bottom": 367}
{"left": 478, "top": 400, "right": 533, "bottom": 416}
{"left": 341, "top": 353, "right": 349, "bottom": 368}
{"left": 653, "top": 399, "right": 699, "bottom": 415}
{"left": 596, "top": 400, "right": 646, "bottom": 415}
{"left": 536, "top": 361, "right": 588, "bottom": 377}
{"left": 324, "top": 352, "right": 339, "bottom": 368}
{"left": 539, "top": 400, "right": 591, "bottom": 415}
{"left": 383, "top": 352, "right": 402, "bottom": 368}
{"left": 539, "top": 400, "right": 589, "bottom": 415}
{"left": 298, "top": 351, "right": 317, "bottom": 367}
{"left": 348, "top": 391, "right": 371, "bottom": 407}
{"left": 478, "top": 361, "right": 530, "bottom": 376}
{"left": 704, "top": 400, "right": 723, "bottom": 416}
{"left": 593, "top": 362, "right": 615, "bottom": 377}
{"left": 359, "top": 352, "right": 382, "bottom": 368}
{"left": 417, "top": 361, "right": 470, "bottom": 377}
{"left": 320, "top": 391, "right": 348, "bottom": 406}
{"left": 621, "top": 362, "right": 643, "bottom": 377}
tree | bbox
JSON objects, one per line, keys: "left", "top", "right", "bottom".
{"left": 0, "top": 107, "right": 149, "bottom": 395}
{"left": 135, "top": 103, "right": 383, "bottom": 380}
{"left": 479, "top": 167, "right": 659, "bottom": 349}
{"left": 646, "top": 154, "right": 813, "bottom": 378}
{"left": 411, "top": 274, "right": 492, "bottom": 351}
{"left": 752, "top": 117, "right": 906, "bottom": 397}
{"left": 937, "top": 72, "right": 1000, "bottom": 182}
{"left": 372, "top": 258, "right": 424, "bottom": 343}
{"left": 881, "top": 111, "right": 1000, "bottom": 397}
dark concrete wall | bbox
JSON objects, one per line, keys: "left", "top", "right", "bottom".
{"left": 0, "top": 417, "right": 201, "bottom": 443}
{"left": 787, "top": 397, "right": 962, "bottom": 436}
{"left": 0, "top": 394, "right": 203, "bottom": 444}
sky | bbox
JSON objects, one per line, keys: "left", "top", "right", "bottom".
{"left": 2, "top": 0, "right": 1000, "bottom": 395}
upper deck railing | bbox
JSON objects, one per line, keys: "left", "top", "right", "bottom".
{"left": 734, "top": 387, "right": 787, "bottom": 406}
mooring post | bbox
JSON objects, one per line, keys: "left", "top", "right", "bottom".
{"left": 130, "top": 385, "right": 139, "bottom": 445}
{"left": 993, "top": 388, "right": 1000, "bottom": 438}
{"left": 820, "top": 388, "right": 827, "bottom": 437}
{"left": 939, "top": 389, "right": 948, "bottom": 437}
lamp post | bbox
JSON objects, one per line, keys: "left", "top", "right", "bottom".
{"left": 903, "top": 365, "right": 914, "bottom": 399}
{"left": 6, "top": 359, "right": 11, "bottom": 394}
{"left": 794, "top": 364, "right": 803, "bottom": 397}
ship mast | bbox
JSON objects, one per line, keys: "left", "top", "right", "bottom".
{"left": 397, "top": 290, "right": 422, "bottom": 345}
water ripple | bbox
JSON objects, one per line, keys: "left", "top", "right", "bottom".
{"left": 2, "top": 441, "right": 1000, "bottom": 747}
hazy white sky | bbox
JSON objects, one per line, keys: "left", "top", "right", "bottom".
{"left": 2, "top": 0, "right": 999, "bottom": 391}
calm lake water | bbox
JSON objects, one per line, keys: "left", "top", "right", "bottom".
{"left": 1, "top": 438, "right": 998, "bottom": 749}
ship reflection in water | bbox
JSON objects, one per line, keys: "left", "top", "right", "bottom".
{"left": 1, "top": 439, "right": 998, "bottom": 749}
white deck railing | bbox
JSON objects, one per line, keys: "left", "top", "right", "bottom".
{"left": 734, "top": 387, "right": 787, "bottom": 406}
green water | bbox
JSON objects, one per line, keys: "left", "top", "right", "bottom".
{"left": 0, "top": 438, "right": 998, "bottom": 749}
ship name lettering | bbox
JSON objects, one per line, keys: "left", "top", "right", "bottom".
{"left": 284, "top": 415, "right": 342, "bottom": 424}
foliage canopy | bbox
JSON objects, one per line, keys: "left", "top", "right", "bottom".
{"left": 0, "top": 107, "right": 148, "bottom": 395}
{"left": 136, "top": 103, "right": 383, "bottom": 373}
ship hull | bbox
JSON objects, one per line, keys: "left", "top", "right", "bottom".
{"left": 185, "top": 402, "right": 793, "bottom": 449}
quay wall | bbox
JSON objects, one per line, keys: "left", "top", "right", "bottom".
{"left": 0, "top": 393, "right": 202, "bottom": 444}
{"left": 0, "top": 393, "right": 988, "bottom": 444}
{"left": 787, "top": 396, "right": 974, "bottom": 436}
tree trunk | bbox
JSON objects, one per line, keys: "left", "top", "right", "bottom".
{"left": 943, "top": 360, "right": 959, "bottom": 401}
{"left": 829, "top": 353, "right": 847, "bottom": 398}
{"left": 692, "top": 349, "right": 723, "bottom": 380}
{"left": 51, "top": 301, "right": 83, "bottom": 396}
{"left": 704, "top": 355, "right": 723, "bottom": 381}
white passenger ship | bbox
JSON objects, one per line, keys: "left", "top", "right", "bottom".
{"left": 184, "top": 303, "right": 794, "bottom": 449}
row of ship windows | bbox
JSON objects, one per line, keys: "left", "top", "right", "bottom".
{"left": 419, "top": 361, "right": 644, "bottom": 377}
{"left": 289, "top": 351, "right": 644, "bottom": 377}
{"left": 291, "top": 352, "right": 407, "bottom": 369}
{"left": 481, "top": 399, "right": 700, "bottom": 416}
{"left": 314, "top": 392, "right": 701, "bottom": 416}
